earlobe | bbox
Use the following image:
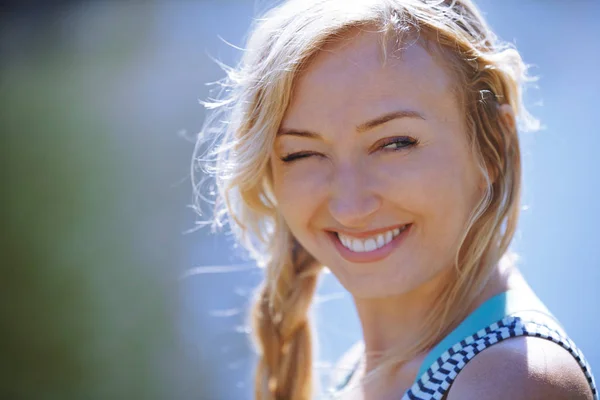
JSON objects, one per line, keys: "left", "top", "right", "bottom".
{"left": 498, "top": 103, "right": 516, "bottom": 133}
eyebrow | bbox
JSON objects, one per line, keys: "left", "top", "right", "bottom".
{"left": 277, "top": 109, "right": 425, "bottom": 138}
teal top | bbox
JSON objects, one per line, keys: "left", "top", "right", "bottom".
{"left": 414, "top": 288, "right": 556, "bottom": 379}
{"left": 331, "top": 288, "right": 597, "bottom": 399}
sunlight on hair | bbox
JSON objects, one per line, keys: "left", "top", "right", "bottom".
{"left": 193, "top": 1, "right": 539, "bottom": 398}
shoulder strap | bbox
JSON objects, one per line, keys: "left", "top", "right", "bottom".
{"left": 414, "top": 288, "right": 556, "bottom": 380}
{"left": 402, "top": 315, "right": 598, "bottom": 400}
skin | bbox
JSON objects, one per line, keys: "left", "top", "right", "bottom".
{"left": 269, "top": 30, "right": 592, "bottom": 399}
{"left": 447, "top": 335, "right": 594, "bottom": 400}
{"left": 272, "top": 30, "right": 485, "bottom": 299}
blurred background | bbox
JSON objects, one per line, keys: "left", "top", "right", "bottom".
{"left": 2, "top": 0, "right": 599, "bottom": 399}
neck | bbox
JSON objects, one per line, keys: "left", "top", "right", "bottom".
{"left": 353, "top": 262, "right": 515, "bottom": 373}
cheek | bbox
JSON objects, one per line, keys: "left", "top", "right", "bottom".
{"left": 421, "top": 154, "right": 482, "bottom": 243}
{"left": 271, "top": 159, "right": 330, "bottom": 224}
{"left": 381, "top": 147, "right": 481, "bottom": 231}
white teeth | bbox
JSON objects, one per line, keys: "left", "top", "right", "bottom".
{"left": 376, "top": 234, "right": 385, "bottom": 248}
{"left": 364, "top": 239, "right": 377, "bottom": 252}
{"left": 351, "top": 239, "right": 364, "bottom": 252}
{"left": 385, "top": 230, "right": 393, "bottom": 244}
{"left": 341, "top": 236, "right": 349, "bottom": 248}
{"left": 337, "top": 225, "right": 408, "bottom": 253}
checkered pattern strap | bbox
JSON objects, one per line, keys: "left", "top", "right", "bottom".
{"left": 402, "top": 315, "right": 598, "bottom": 400}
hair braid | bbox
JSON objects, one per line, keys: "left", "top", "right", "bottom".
{"left": 251, "top": 221, "right": 322, "bottom": 400}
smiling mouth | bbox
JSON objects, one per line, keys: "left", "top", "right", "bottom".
{"left": 336, "top": 224, "right": 411, "bottom": 253}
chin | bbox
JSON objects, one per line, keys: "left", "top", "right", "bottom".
{"left": 333, "top": 267, "right": 420, "bottom": 299}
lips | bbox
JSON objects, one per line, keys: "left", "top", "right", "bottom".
{"left": 337, "top": 224, "right": 409, "bottom": 253}
{"left": 328, "top": 224, "right": 412, "bottom": 264}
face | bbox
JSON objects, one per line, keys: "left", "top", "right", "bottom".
{"left": 270, "top": 31, "right": 484, "bottom": 298}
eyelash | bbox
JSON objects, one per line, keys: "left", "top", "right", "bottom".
{"left": 378, "top": 136, "right": 419, "bottom": 152}
{"left": 279, "top": 136, "right": 419, "bottom": 163}
{"left": 280, "top": 151, "right": 319, "bottom": 163}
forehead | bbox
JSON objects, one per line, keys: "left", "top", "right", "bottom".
{"left": 283, "top": 30, "right": 459, "bottom": 127}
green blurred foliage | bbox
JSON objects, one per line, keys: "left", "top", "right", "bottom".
{"left": 1, "top": 5, "right": 189, "bottom": 399}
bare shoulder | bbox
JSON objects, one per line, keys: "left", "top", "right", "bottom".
{"left": 446, "top": 336, "right": 594, "bottom": 400}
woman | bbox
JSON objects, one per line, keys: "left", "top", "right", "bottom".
{"left": 194, "top": 0, "right": 597, "bottom": 399}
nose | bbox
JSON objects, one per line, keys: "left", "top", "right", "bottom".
{"left": 328, "top": 163, "right": 382, "bottom": 228}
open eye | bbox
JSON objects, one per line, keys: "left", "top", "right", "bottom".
{"left": 379, "top": 136, "right": 419, "bottom": 151}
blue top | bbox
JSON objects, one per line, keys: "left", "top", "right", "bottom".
{"left": 414, "top": 288, "right": 553, "bottom": 379}
{"left": 331, "top": 289, "right": 598, "bottom": 400}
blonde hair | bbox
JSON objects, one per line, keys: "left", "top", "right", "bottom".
{"left": 193, "top": 0, "right": 538, "bottom": 399}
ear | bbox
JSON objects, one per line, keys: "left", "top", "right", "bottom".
{"left": 497, "top": 103, "right": 516, "bottom": 133}
{"left": 478, "top": 104, "right": 516, "bottom": 190}
{"left": 496, "top": 103, "right": 517, "bottom": 181}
